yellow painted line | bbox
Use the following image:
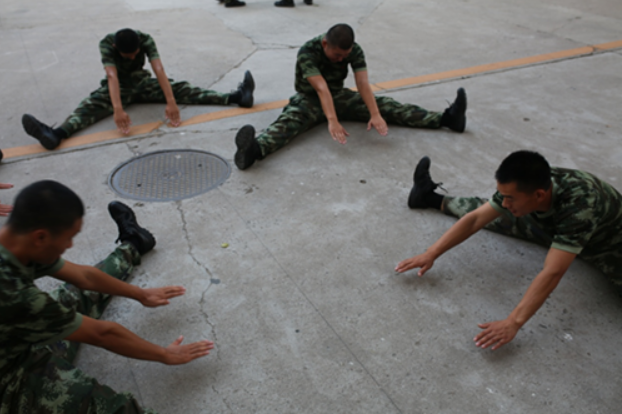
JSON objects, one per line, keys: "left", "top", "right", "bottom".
{"left": 180, "top": 99, "right": 289, "bottom": 127}
{"left": 594, "top": 39, "right": 622, "bottom": 50}
{"left": 4, "top": 40, "right": 621, "bottom": 160}
{"left": 373, "top": 46, "right": 596, "bottom": 90}
{"left": 4, "top": 121, "right": 163, "bottom": 158}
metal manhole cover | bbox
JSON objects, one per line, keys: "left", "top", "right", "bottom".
{"left": 108, "top": 150, "right": 231, "bottom": 201}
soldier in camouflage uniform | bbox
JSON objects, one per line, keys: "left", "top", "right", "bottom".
{"left": 233, "top": 23, "right": 467, "bottom": 170}
{"left": 396, "top": 151, "right": 622, "bottom": 351}
{"left": 0, "top": 181, "right": 214, "bottom": 413}
{"left": 21, "top": 28, "right": 255, "bottom": 150}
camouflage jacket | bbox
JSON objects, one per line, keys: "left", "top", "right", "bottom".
{"left": 295, "top": 34, "right": 367, "bottom": 95}
{"left": 99, "top": 30, "right": 160, "bottom": 80}
{"left": 490, "top": 167, "right": 622, "bottom": 257}
{"left": 0, "top": 245, "right": 81, "bottom": 378}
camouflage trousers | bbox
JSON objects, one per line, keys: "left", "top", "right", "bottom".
{"left": 443, "top": 196, "right": 622, "bottom": 287}
{"left": 59, "top": 71, "right": 230, "bottom": 137}
{"left": 256, "top": 89, "right": 442, "bottom": 157}
{"left": 0, "top": 244, "right": 157, "bottom": 414}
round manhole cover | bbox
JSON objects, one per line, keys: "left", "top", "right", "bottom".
{"left": 108, "top": 150, "right": 231, "bottom": 201}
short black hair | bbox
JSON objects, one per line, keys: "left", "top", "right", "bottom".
{"left": 114, "top": 28, "right": 140, "bottom": 54}
{"left": 495, "top": 150, "right": 552, "bottom": 193}
{"left": 7, "top": 180, "right": 84, "bottom": 235}
{"left": 325, "top": 24, "right": 355, "bottom": 50}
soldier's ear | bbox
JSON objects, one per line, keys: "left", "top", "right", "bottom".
{"left": 30, "top": 229, "right": 52, "bottom": 248}
{"left": 534, "top": 188, "right": 547, "bottom": 202}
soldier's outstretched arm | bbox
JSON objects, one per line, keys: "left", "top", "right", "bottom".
{"left": 353, "top": 70, "right": 387, "bottom": 136}
{"left": 54, "top": 261, "right": 186, "bottom": 308}
{"left": 307, "top": 75, "right": 349, "bottom": 144}
{"left": 474, "top": 248, "right": 576, "bottom": 350}
{"left": 150, "top": 58, "right": 181, "bottom": 127}
{"left": 66, "top": 316, "right": 214, "bottom": 365}
{"left": 395, "top": 202, "right": 501, "bottom": 274}
{"left": 105, "top": 66, "right": 132, "bottom": 135}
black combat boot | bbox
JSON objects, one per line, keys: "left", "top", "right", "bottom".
{"left": 108, "top": 201, "right": 156, "bottom": 255}
{"left": 225, "top": 0, "right": 246, "bottom": 7}
{"left": 408, "top": 156, "right": 445, "bottom": 209}
{"left": 234, "top": 125, "right": 262, "bottom": 170}
{"left": 229, "top": 70, "right": 255, "bottom": 108}
{"left": 440, "top": 88, "right": 467, "bottom": 133}
{"left": 275, "top": 0, "right": 295, "bottom": 7}
{"left": 22, "top": 114, "right": 63, "bottom": 150}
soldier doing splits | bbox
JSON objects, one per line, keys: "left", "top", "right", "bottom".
{"left": 396, "top": 151, "right": 622, "bottom": 350}
{"left": 22, "top": 28, "right": 255, "bottom": 150}
{"left": 0, "top": 181, "right": 214, "bottom": 413}
{"left": 234, "top": 23, "right": 467, "bottom": 170}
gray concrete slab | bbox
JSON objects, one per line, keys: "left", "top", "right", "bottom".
{"left": 1, "top": 0, "right": 622, "bottom": 413}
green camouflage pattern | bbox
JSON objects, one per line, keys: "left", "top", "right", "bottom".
{"left": 295, "top": 34, "right": 367, "bottom": 95}
{"left": 58, "top": 31, "right": 229, "bottom": 137}
{"left": 59, "top": 74, "right": 229, "bottom": 136}
{"left": 256, "top": 89, "right": 442, "bottom": 157}
{"left": 443, "top": 167, "right": 622, "bottom": 287}
{"left": 0, "top": 243, "right": 157, "bottom": 413}
{"left": 99, "top": 31, "right": 160, "bottom": 80}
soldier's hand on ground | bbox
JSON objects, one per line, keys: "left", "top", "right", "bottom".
{"left": 328, "top": 120, "right": 349, "bottom": 144}
{"left": 474, "top": 319, "right": 520, "bottom": 350}
{"left": 0, "top": 203, "right": 12, "bottom": 216}
{"left": 395, "top": 252, "right": 435, "bottom": 276}
{"left": 0, "top": 183, "right": 14, "bottom": 216}
{"left": 367, "top": 114, "right": 388, "bottom": 136}
{"left": 165, "top": 102, "right": 181, "bottom": 127}
{"left": 163, "top": 335, "right": 215, "bottom": 365}
{"left": 113, "top": 110, "right": 132, "bottom": 135}
{"left": 139, "top": 285, "right": 187, "bottom": 307}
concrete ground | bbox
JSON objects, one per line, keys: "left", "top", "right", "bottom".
{"left": 2, "top": 0, "right": 622, "bottom": 412}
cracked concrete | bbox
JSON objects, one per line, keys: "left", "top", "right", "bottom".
{"left": 2, "top": 0, "right": 622, "bottom": 413}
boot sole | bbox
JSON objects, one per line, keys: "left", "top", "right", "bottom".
{"left": 238, "top": 71, "right": 255, "bottom": 108}
{"left": 452, "top": 88, "right": 467, "bottom": 133}
{"left": 408, "top": 156, "right": 432, "bottom": 209}
{"left": 234, "top": 125, "right": 257, "bottom": 170}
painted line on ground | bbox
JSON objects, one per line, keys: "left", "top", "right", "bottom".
{"left": 4, "top": 39, "right": 621, "bottom": 160}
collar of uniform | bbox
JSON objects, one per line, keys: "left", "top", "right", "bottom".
{"left": 0, "top": 243, "right": 38, "bottom": 280}
{"left": 533, "top": 177, "right": 558, "bottom": 219}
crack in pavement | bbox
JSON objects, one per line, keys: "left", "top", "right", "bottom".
{"left": 211, "top": 385, "right": 235, "bottom": 413}
{"left": 175, "top": 201, "right": 220, "bottom": 360}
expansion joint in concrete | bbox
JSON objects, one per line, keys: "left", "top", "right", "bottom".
{"left": 358, "top": 0, "right": 387, "bottom": 26}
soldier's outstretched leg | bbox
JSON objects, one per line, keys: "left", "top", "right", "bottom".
{"left": 234, "top": 93, "right": 325, "bottom": 170}
{"left": 22, "top": 85, "right": 124, "bottom": 150}
{"left": 407, "top": 156, "right": 552, "bottom": 247}
{"left": 136, "top": 71, "right": 255, "bottom": 108}
{"left": 43, "top": 201, "right": 154, "bottom": 364}
{"left": 337, "top": 88, "right": 467, "bottom": 132}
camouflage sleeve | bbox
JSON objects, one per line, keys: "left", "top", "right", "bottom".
{"left": 349, "top": 43, "right": 367, "bottom": 73}
{"left": 297, "top": 45, "right": 322, "bottom": 79}
{"left": 139, "top": 32, "right": 160, "bottom": 62}
{"left": 10, "top": 287, "right": 82, "bottom": 346}
{"left": 33, "top": 258, "right": 65, "bottom": 279}
{"left": 550, "top": 195, "right": 599, "bottom": 255}
{"left": 99, "top": 33, "right": 117, "bottom": 68}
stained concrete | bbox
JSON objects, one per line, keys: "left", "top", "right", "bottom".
{"left": 1, "top": 0, "right": 621, "bottom": 413}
